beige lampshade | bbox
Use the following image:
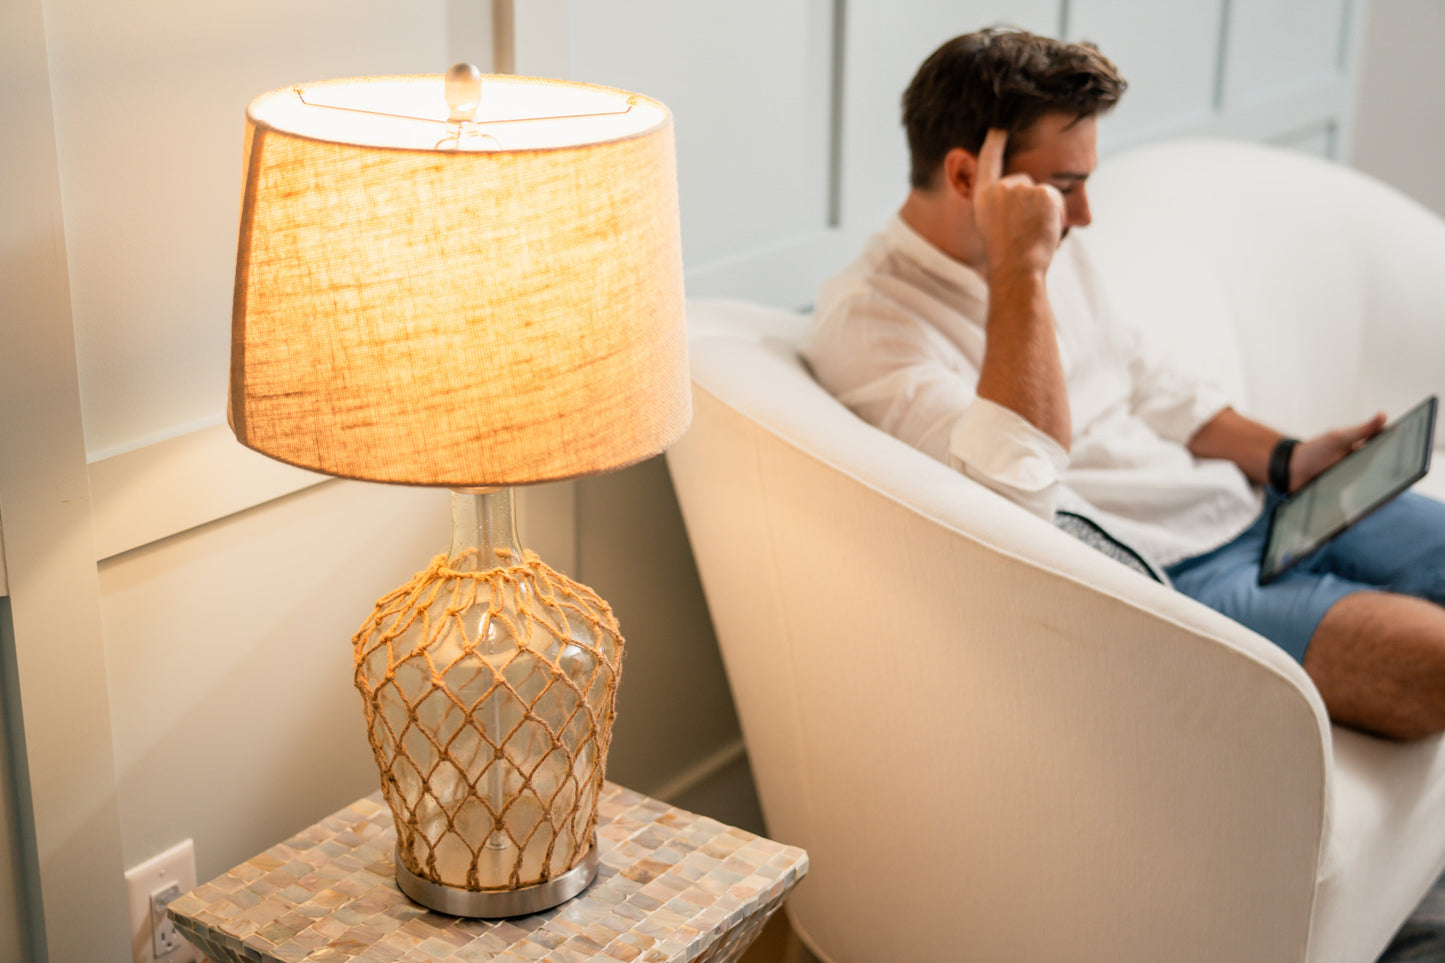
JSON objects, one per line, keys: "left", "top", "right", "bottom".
{"left": 229, "top": 73, "right": 689, "bottom": 486}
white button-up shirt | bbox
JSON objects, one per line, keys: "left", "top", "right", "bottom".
{"left": 802, "top": 216, "right": 1261, "bottom": 569}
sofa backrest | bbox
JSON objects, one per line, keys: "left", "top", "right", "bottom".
{"left": 1082, "top": 138, "right": 1445, "bottom": 437}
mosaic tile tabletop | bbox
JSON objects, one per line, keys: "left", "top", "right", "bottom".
{"left": 168, "top": 783, "right": 808, "bottom": 963}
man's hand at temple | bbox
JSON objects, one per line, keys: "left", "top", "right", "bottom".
{"left": 968, "top": 125, "right": 1074, "bottom": 451}
{"left": 971, "top": 127, "right": 1066, "bottom": 280}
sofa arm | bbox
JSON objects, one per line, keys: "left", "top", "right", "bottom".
{"left": 670, "top": 337, "right": 1334, "bottom": 961}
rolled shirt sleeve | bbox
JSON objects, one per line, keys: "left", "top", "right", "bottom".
{"left": 950, "top": 398, "right": 1071, "bottom": 519}
{"left": 803, "top": 221, "right": 1073, "bottom": 524}
{"left": 804, "top": 291, "right": 982, "bottom": 468}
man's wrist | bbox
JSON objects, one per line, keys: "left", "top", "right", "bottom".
{"left": 985, "top": 261, "right": 1049, "bottom": 297}
{"left": 1268, "top": 437, "right": 1299, "bottom": 494}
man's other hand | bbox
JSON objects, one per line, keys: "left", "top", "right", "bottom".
{"left": 1291, "top": 412, "right": 1388, "bottom": 492}
{"left": 972, "top": 127, "right": 1065, "bottom": 281}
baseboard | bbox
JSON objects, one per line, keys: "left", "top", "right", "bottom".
{"left": 650, "top": 736, "right": 747, "bottom": 804}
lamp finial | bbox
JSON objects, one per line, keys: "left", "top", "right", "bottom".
{"left": 445, "top": 63, "right": 483, "bottom": 122}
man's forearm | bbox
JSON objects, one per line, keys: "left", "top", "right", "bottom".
{"left": 968, "top": 126, "right": 1071, "bottom": 453}
{"left": 1190, "top": 406, "right": 1387, "bottom": 494}
{"left": 975, "top": 266, "right": 1072, "bottom": 451}
{"left": 1186, "top": 407, "right": 1281, "bottom": 487}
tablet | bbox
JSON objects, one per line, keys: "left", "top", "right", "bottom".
{"left": 1260, "top": 396, "right": 1437, "bottom": 585}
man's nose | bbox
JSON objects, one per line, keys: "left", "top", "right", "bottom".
{"left": 1067, "top": 187, "right": 1092, "bottom": 228}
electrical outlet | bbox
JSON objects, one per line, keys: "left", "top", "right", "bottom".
{"left": 150, "top": 883, "right": 184, "bottom": 956}
{"left": 125, "top": 839, "right": 199, "bottom": 963}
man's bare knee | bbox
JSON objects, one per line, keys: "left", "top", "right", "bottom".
{"left": 1303, "top": 591, "right": 1445, "bottom": 740}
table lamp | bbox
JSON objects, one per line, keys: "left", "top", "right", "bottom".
{"left": 228, "top": 65, "right": 689, "bottom": 917}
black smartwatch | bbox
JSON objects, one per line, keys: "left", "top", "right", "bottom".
{"left": 1268, "top": 438, "right": 1299, "bottom": 495}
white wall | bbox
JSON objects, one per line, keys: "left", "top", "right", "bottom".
{"left": 0, "top": 0, "right": 1378, "bottom": 959}
{"left": 1349, "top": 0, "right": 1445, "bottom": 216}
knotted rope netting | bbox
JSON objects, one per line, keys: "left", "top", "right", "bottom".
{"left": 354, "top": 548, "right": 623, "bottom": 892}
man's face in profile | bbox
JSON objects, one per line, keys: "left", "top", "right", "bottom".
{"left": 1001, "top": 111, "right": 1099, "bottom": 238}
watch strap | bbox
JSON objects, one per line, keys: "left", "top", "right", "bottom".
{"left": 1269, "top": 437, "right": 1299, "bottom": 494}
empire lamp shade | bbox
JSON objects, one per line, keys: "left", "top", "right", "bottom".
{"left": 228, "top": 74, "right": 689, "bottom": 487}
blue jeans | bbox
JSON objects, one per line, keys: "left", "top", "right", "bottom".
{"left": 1165, "top": 491, "right": 1445, "bottom": 663}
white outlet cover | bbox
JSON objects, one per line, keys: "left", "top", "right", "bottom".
{"left": 124, "top": 839, "right": 199, "bottom": 963}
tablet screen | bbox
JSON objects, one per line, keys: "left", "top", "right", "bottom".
{"left": 1261, "top": 396, "right": 1437, "bottom": 584}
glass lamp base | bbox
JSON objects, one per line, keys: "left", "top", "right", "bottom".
{"left": 394, "top": 841, "right": 599, "bottom": 918}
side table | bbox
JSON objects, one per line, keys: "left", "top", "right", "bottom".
{"left": 168, "top": 782, "right": 808, "bottom": 963}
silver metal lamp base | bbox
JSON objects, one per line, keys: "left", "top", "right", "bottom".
{"left": 394, "top": 843, "right": 600, "bottom": 918}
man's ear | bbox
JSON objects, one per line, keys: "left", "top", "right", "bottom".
{"left": 942, "top": 147, "right": 977, "bottom": 199}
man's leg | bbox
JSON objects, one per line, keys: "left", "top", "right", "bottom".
{"left": 1303, "top": 591, "right": 1445, "bottom": 741}
{"left": 1298, "top": 492, "right": 1445, "bottom": 738}
{"left": 1169, "top": 492, "right": 1445, "bottom": 737}
{"left": 1314, "top": 492, "right": 1445, "bottom": 605}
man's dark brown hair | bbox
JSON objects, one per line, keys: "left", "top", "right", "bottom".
{"left": 902, "top": 27, "right": 1126, "bottom": 188}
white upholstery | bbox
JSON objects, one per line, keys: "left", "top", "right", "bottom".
{"left": 666, "top": 140, "right": 1445, "bottom": 963}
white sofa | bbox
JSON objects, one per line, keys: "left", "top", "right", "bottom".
{"left": 666, "top": 139, "right": 1445, "bottom": 963}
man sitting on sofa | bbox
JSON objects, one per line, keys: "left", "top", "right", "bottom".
{"left": 802, "top": 27, "right": 1445, "bottom": 740}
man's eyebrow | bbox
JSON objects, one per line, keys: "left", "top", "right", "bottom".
{"left": 1051, "top": 172, "right": 1090, "bottom": 182}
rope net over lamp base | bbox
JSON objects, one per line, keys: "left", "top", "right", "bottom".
{"left": 353, "top": 488, "right": 622, "bottom": 917}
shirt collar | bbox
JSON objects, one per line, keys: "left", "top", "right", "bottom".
{"left": 883, "top": 214, "right": 989, "bottom": 304}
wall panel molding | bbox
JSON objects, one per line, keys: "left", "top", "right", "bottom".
{"left": 685, "top": 231, "right": 857, "bottom": 308}
{"left": 0, "top": 0, "right": 130, "bottom": 954}
{"left": 1103, "top": 75, "right": 1352, "bottom": 154}
{"left": 87, "top": 423, "right": 330, "bottom": 564}
{"left": 1077, "top": 0, "right": 1360, "bottom": 162}
{"left": 554, "top": 0, "right": 844, "bottom": 311}
{"left": 78, "top": 419, "right": 580, "bottom": 587}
